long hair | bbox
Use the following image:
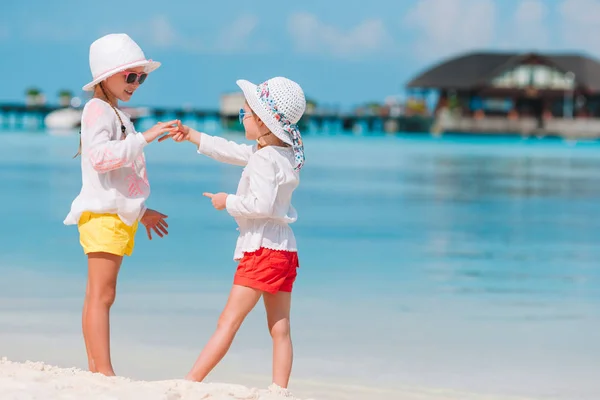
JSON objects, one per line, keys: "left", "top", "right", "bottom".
{"left": 73, "top": 130, "right": 82, "bottom": 159}
{"left": 73, "top": 83, "right": 113, "bottom": 158}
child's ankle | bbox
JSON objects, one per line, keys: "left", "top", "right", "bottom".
{"left": 268, "top": 383, "right": 292, "bottom": 397}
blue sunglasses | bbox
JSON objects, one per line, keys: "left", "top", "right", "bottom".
{"left": 239, "top": 108, "right": 254, "bottom": 124}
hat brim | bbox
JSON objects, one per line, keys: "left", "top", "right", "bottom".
{"left": 236, "top": 79, "right": 293, "bottom": 146}
{"left": 82, "top": 59, "right": 161, "bottom": 91}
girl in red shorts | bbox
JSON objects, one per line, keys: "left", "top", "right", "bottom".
{"left": 163, "top": 76, "right": 306, "bottom": 396}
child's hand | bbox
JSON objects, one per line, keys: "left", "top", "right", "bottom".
{"left": 158, "top": 120, "right": 190, "bottom": 143}
{"left": 140, "top": 208, "right": 169, "bottom": 239}
{"left": 174, "top": 120, "right": 190, "bottom": 142}
{"left": 143, "top": 120, "right": 179, "bottom": 143}
{"left": 203, "top": 192, "right": 228, "bottom": 210}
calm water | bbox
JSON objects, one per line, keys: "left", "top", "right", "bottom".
{"left": 1, "top": 130, "right": 599, "bottom": 399}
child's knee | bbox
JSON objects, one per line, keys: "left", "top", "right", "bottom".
{"left": 269, "top": 319, "right": 291, "bottom": 340}
{"left": 89, "top": 286, "right": 117, "bottom": 307}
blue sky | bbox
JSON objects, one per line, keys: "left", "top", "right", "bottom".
{"left": 0, "top": 0, "right": 598, "bottom": 110}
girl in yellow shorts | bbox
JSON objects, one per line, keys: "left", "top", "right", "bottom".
{"left": 63, "top": 33, "right": 178, "bottom": 376}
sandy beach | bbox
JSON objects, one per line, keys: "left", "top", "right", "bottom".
{"left": 0, "top": 357, "right": 544, "bottom": 400}
{"left": 0, "top": 357, "right": 303, "bottom": 400}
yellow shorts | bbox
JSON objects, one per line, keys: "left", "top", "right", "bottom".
{"left": 78, "top": 212, "right": 139, "bottom": 257}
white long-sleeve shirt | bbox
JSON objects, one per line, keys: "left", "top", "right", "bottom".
{"left": 64, "top": 98, "right": 150, "bottom": 227}
{"left": 198, "top": 133, "right": 300, "bottom": 260}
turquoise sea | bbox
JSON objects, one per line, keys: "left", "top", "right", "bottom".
{"left": 0, "top": 128, "right": 599, "bottom": 399}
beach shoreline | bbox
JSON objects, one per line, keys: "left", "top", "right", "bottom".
{"left": 0, "top": 270, "right": 597, "bottom": 400}
{"left": 0, "top": 357, "right": 547, "bottom": 400}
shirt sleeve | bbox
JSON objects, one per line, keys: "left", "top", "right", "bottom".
{"left": 138, "top": 203, "right": 147, "bottom": 220}
{"left": 225, "top": 151, "right": 278, "bottom": 218}
{"left": 81, "top": 100, "right": 148, "bottom": 173}
{"left": 197, "top": 132, "right": 255, "bottom": 166}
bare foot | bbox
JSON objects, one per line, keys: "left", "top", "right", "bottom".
{"left": 95, "top": 369, "right": 116, "bottom": 377}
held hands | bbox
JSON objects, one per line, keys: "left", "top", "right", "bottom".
{"left": 143, "top": 120, "right": 179, "bottom": 143}
{"left": 140, "top": 209, "right": 169, "bottom": 240}
{"left": 173, "top": 120, "right": 190, "bottom": 142}
{"left": 158, "top": 120, "right": 190, "bottom": 142}
{"left": 203, "top": 192, "right": 228, "bottom": 210}
{"left": 158, "top": 121, "right": 201, "bottom": 145}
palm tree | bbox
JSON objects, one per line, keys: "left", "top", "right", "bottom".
{"left": 58, "top": 89, "right": 74, "bottom": 107}
{"left": 26, "top": 87, "right": 43, "bottom": 106}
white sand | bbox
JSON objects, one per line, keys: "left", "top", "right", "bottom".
{"left": 0, "top": 357, "right": 306, "bottom": 400}
{"left": 0, "top": 357, "right": 547, "bottom": 400}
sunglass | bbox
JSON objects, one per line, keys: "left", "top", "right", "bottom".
{"left": 239, "top": 108, "right": 254, "bottom": 123}
{"left": 123, "top": 71, "right": 148, "bottom": 85}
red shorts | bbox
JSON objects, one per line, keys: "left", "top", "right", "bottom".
{"left": 234, "top": 248, "right": 299, "bottom": 294}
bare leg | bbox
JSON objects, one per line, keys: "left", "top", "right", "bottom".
{"left": 185, "top": 285, "right": 262, "bottom": 381}
{"left": 84, "top": 252, "right": 122, "bottom": 376}
{"left": 82, "top": 280, "right": 95, "bottom": 372}
{"left": 263, "top": 291, "right": 293, "bottom": 388}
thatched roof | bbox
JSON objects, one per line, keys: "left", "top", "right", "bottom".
{"left": 406, "top": 51, "right": 600, "bottom": 92}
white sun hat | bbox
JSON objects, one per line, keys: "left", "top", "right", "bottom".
{"left": 82, "top": 33, "right": 161, "bottom": 92}
{"left": 237, "top": 77, "right": 307, "bottom": 170}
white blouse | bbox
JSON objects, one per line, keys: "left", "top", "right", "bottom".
{"left": 197, "top": 133, "right": 300, "bottom": 260}
{"left": 63, "top": 98, "right": 150, "bottom": 227}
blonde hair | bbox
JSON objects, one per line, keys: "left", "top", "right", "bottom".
{"left": 73, "top": 83, "right": 122, "bottom": 158}
{"left": 247, "top": 103, "right": 289, "bottom": 148}
{"left": 73, "top": 130, "right": 83, "bottom": 158}
{"left": 257, "top": 131, "right": 287, "bottom": 148}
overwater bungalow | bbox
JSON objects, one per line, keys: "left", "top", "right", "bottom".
{"left": 407, "top": 51, "right": 600, "bottom": 138}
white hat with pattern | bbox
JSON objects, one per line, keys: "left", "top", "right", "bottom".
{"left": 237, "top": 77, "right": 306, "bottom": 170}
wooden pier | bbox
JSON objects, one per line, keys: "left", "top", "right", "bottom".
{"left": 0, "top": 104, "right": 62, "bottom": 130}
{"left": 0, "top": 102, "right": 435, "bottom": 134}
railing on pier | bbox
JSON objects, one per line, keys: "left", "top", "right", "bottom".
{"left": 0, "top": 104, "right": 62, "bottom": 130}
{"left": 0, "top": 103, "right": 436, "bottom": 134}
